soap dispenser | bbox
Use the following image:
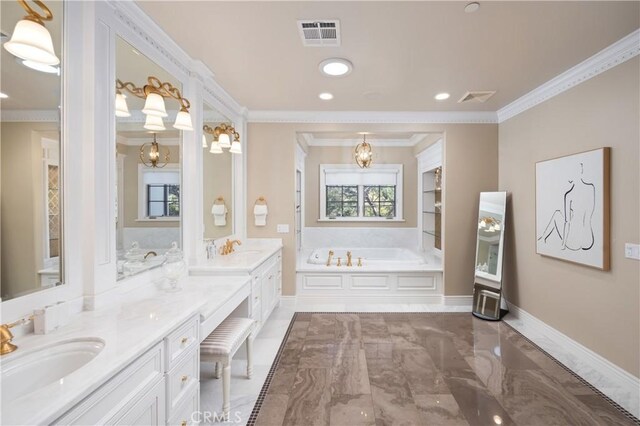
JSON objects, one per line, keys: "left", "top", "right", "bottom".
{"left": 163, "top": 242, "right": 185, "bottom": 292}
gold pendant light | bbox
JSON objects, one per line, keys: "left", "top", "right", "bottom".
{"left": 354, "top": 134, "right": 373, "bottom": 168}
{"left": 140, "top": 133, "right": 170, "bottom": 168}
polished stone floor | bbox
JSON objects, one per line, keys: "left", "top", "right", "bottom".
{"left": 252, "top": 313, "right": 636, "bottom": 426}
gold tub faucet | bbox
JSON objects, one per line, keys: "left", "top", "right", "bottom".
{"left": 346, "top": 251, "right": 353, "bottom": 267}
{"left": 326, "top": 250, "right": 334, "bottom": 266}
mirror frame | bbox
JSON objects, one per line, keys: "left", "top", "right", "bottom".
{"left": 474, "top": 191, "right": 508, "bottom": 284}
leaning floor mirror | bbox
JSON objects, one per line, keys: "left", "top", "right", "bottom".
{"left": 472, "top": 191, "right": 508, "bottom": 321}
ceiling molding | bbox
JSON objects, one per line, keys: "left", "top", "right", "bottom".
{"left": 303, "top": 133, "right": 428, "bottom": 147}
{"left": 1, "top": 110, "right": 59, "bottom": 122}
{"left": 498, "top": 28, "right": 640, "bottom": 123}
{"left": 247, "top": 110, "right": 498, "bottom": 124}
{"left": 116, "top": 137, "right": 180, "bottom": 146}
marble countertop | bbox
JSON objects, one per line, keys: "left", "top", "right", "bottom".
{"left": 1, "top": 275, "right": 251, "bottom": 425}
{"left": 190, "top": 239, "right": 283, "bottom": 274}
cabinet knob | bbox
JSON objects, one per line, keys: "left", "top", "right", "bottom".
{"left": 181, "top": 337, "right": 188, "bottom": 345}
{"left": 181, "top": 421, "right": 187, "bottom": 426}
{"left": 181, "top": 375, "right": 189, "bottom": 383}
{"left": 268, "top": 275, "right": 273, "bottom": 279}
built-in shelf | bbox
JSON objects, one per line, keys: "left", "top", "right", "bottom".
{"left": 423, "top": 230, "right": 441, "bottom": 238}
{"left": 423, "top": 189, "right": 442, "bottom": 193}
{"left": 422, "top": 210, "right": 441, "bottom": 214}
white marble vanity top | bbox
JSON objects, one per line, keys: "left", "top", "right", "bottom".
{"left": 1, "top": 275, "right": 251, "bottom": 425}
{"left": 190, "top": 238, "right": 283, "bottom": 273}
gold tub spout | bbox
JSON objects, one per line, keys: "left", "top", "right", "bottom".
{"left": 346, "top": 251, "right": 353, "bottom": 267}
{"left": 326, "top": 250, "right": 334, "bottom": 266}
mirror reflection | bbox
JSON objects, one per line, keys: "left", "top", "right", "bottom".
{"left": 202, "top": 103, "right": 233, "bottom": 239}
{"left": 1, "top": 0, "right": 63, "bottom": 300}
{"left": 115, "top": 36, "right": 183, "bottom": 279}
{"left": 475, "top": 192, "right": 507, "bottom": 280}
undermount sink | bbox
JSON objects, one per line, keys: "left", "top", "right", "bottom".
{"left": 1, "top": 338, "right": 105, "bottom": 401}
{"left": 229, "top": 250, "right": 261, "bottom": 257}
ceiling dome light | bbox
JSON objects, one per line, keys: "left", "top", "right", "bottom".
{"left": 319, "top": 58, "right": 353, "bottom": 77}
{"left": 434, "top": 92, "right": 450, "bottom": 101}
{"left": 115, "top": 92, "right": 131, "bottom": 117}
{"left": 173, "top": 108, "right": 194, "bottom": 131}
{"left": 20, "top": 59, "right": 60, "bottom": 74}
{"left": 142, "top": 92, "right": 168, "bottom": 118}
{"left": 465, "top": 2, "right": 480, "bottom": 13}
{"left": 319, "top": 92, "right": 334, "bottom": 101}
{"left": 4, "top": 19, "right": 59, "bottom": 66}
{"left": 144, "top": 114, "right": 165, "bottom": 132}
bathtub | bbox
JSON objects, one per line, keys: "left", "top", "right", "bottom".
{"left": 308, "top": 248, "right": 425, "bottom": 265}
{"left": 297, "top": 247, "right": 443, "bottom": 303}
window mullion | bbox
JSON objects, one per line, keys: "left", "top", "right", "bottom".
{"left": 358, "top": 185, "right": 364, "bottom": 218}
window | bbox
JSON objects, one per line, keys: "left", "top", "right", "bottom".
{"left": 319, "top": 164, "right": 403, "bottom": 221}
{"left": 326, "top": 185, "right": 359, "bottom": 218}
{"left": 364, "top": 185, "right": 396, "bottom": 217}
{"left": 147, "top": 184, "right": 180, "bottom": 217}
{"left": 138, "top": 165, "right": 180, "bottom": 220}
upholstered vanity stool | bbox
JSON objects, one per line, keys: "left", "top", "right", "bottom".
{"left": 200, "top": 317, "right": 255, "bottom": 418}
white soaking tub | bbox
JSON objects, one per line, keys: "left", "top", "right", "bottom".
{"left": 297, "top": 247, "right": 443, "bottom": 303}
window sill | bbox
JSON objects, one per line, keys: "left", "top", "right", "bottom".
{"left": 135, "top": 218, "right": 181, "bottom": 223}
{"left": 318, "top": 218, "right": 406, "bottom": 223}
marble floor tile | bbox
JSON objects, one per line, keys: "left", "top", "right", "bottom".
{"left": 363, "top": 342, "right": 393, "bottom": 359}
{"left": 282, "top": 368, "right": 332, "bottom": 426}
{"left": 329, "top": 394, "right": 376, "bottom": 426}
{"left": 393, "top": 349, "right": 450, "bottom": 395}
{"left": 414, "top": 394, "right": 469, "bottom": 426}
{"left": 574, "top": 394, "right": 638, "bottom": 425}
{"left": 331, "top": 349, "right": 371, "bottom": 395}
{"left": 255, "top": 394, "right": 289, "bottom": 426}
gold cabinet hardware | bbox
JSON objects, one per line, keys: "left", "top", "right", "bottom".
{"left": 181, "top": 375, "right": 188, "bottom": 383}
{"left": 181, "top": 337, "right": 188, "bottom": 345}
{"left": 181, "top": 421, "right": 187, "bottom": 426}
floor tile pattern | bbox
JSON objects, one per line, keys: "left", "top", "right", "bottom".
{"left": 249, "top": 313, "right": 638, "bottom": 426}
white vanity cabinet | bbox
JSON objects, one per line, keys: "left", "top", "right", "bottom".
{"left": 250, "top": 250, "right": 282, "bottom": 334}
{"left": 55, "top": 315, "right": 200, "bottom": 426}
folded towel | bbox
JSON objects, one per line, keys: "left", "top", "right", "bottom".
{"left": 212, "top": 204, "right": 227, "bottom": 226}
{"left": 253, "top": 204, "right": 268, "bottom": 215}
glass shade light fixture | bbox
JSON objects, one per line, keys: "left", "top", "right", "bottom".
{"left": 202, "top": 134, "right": 208, "bottom": 148}
{"left": 478, "top": 216, "right": 501, "bottom": 232}
{"left": 116, "top": 77, "right": 193, "bottom": 131}
{"left": 354, "top": 134, "right": 373, "bottom": 168}
{"left": 203, "top": 123, "right": 241, "bottom": 155}
{"left": 139, "top": 133, "right": 170, "bottom": 168}
{"left": 115, "top": 92, "right": 131, "bottom": 117}
{"left": 3, "top": 0, "right": 60, "bottom": 67}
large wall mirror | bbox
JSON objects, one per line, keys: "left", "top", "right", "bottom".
{"left": 1, "top": 0, "right": 63, "bottom": 300}
{"left": 472, "top": 191, "right": 507, "bottom": 320}
{"left": 115, "top": 36, "right": 183, "bottom": 279}
{"left": 202, "top": 103, "right": 234, "bottom": 239}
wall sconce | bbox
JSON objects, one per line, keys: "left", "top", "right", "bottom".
{"left": 203, "top": 123, "right": 242, "bottom": 155}
{"left": 140, "top": 133, "right": 170, "bottom": 168}
{"left": 3, "top": 0, "right": 60, "bottom": 67}
{"left": 116, "top": 77, "right": 193, "bottom": 131}
{"left": 354, "top": 134, "right": 373, "bottom": 168}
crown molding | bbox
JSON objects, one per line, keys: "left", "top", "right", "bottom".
{"left": 498, "top": 29, "right": 640, "bottom": 123}
{"left": 247, "top": 110, "right": 498, "bottom": 124}
{"left": 302, "top": 133, "right": 428, "bottom": 147}
{"left": 1, "top": 110, "right": 59, "bottom": 122}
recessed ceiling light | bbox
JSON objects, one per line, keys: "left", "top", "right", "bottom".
{"left": 21, "top": 59, "right": 60, "bottom": 75}
{"left": 434, "top": 92, "right": 450, "bottom": 101}
{"left": 319, "top": 58, "right": 353, "bottom": 77}
{"left": 465, "top": 2, "right": 480, "bottom": 13}
{"left": 0, "top": 92, "right": 8, "bottom": 99}
{"left": 319, "top": 92, "right": 334, "bottom": 100}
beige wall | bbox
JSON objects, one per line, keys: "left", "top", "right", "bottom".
{"left": 118, "top": 144, "right": 180, "bottom": 228}
{"left": 499, "top": 57, "right": 639, "bottom": 376}
{"left": 203, "top": 152, "right": 233, "bottom": 239}
{"left": 247, "top": 123, "right": 498, "bottom": 296}
{"left": 305, "top": 145, "right": 417, "bottom": 227}
{"left": 1, "top": 122, "right": 58, "bottom": 299}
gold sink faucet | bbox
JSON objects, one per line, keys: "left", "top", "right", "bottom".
{"left": 346, "top": 251, "right": 353, "bottom": 267}
{"left": 221, "top": 239, "right": 242, "bottom": 255}
{"left": 326, "top": 250, "right": 334, "bottom": 266}
{"left": 1, "top": 316, "right": 32, "bottom": 355}
{"left": 144, "top": 251, "right": 157, "bottom": 260}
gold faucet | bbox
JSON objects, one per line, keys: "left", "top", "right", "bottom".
{"left": 357, "top": 257, "right": 363, "bottom": 267}
{"left": 326, "top": 250, "right": 334, "bottom": 266}
{"left": 144, "top": 251, "right": 157, "bottom": 260}
{"left": 346, "top": 251, "right": 353, "bottom": 267}
{"left": 337, "top": 257, "right": 342, "bottom": 267}
{"left": 1, "top": 316, "right": 31, "bottom": 355}
{"left": 220, "top": 239, "right": 242, "bottom": 255}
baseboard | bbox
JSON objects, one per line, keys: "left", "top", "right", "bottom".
{"left": 442, "top": 295, "right": 473, "bottom": 307}
{"left": 504, "top": 300, "right": 640, "bottom": 418}
{"left": 295, "top": 294, "right": 444, "bottom": 305}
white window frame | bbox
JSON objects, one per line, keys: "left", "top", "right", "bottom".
{"left": 137, "top": 164, "right": 181, "bottom": 222}
{"left": 319, "top": 164, "right": 404, "bottom": 222}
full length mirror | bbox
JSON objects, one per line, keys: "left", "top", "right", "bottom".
{"left": 1, "top": 0, "right": 63, "bottom": 300}
{"left": 474, "top": 191, "right": 507, "bottom": 281}
{"left": 115, "top": 36, "right": 183, "bottom": 279}
{"left": 202, "top": 103, "right": 234, "bottom": 240}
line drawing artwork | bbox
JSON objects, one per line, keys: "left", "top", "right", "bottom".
{"left": 537, "top": 162, "right": 596, "bottom": 251}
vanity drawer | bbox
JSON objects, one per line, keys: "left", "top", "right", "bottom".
{"left": 56, "top": 343, "right": 164, "bottom": 425}
{"left": 166, "top": 347, "right": 199, "bottom": 415}
{"left": 167, "top": 383, "right": 199, "bottom": 426}
{"left": 165, "top": 315, "right": 199, "bottom": 371}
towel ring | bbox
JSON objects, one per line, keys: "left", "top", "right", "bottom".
{"left": 255, "top": 196, "right": 267, "bottom": 205}
{"left": 214, "top": 196, "right": 225, "bottom": 205}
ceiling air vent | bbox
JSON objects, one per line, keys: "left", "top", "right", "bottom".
{"left": 458, "top": 91, "right": 496, "bottom": 103}
{"left": 297, "top": 20, "right": 341, "bottom": 47}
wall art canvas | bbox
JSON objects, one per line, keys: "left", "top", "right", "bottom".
{"left": 535, "top": 148, "right": 610, "bottom": 270}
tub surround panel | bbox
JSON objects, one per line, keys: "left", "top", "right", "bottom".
{"left": 303, "top": 227, "right": 419, "bottom": 250}
{"left": 1, "top": 276, "right": 250, "bottom": 425}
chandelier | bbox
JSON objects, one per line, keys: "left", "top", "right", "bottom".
{"left": 478, "top": 216, "right": 501, "bottom": 232}
{"left": 202, "top": 123, "right": 242, "bottom": 155}
{"left": 354, "top": 134, "right": 373, "bottom": 168}
{"left": 139, "top": 133, "right": 170, "bottom": 168}
{"left": 115, "top": 77, "right": 193, "bottom": 131}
